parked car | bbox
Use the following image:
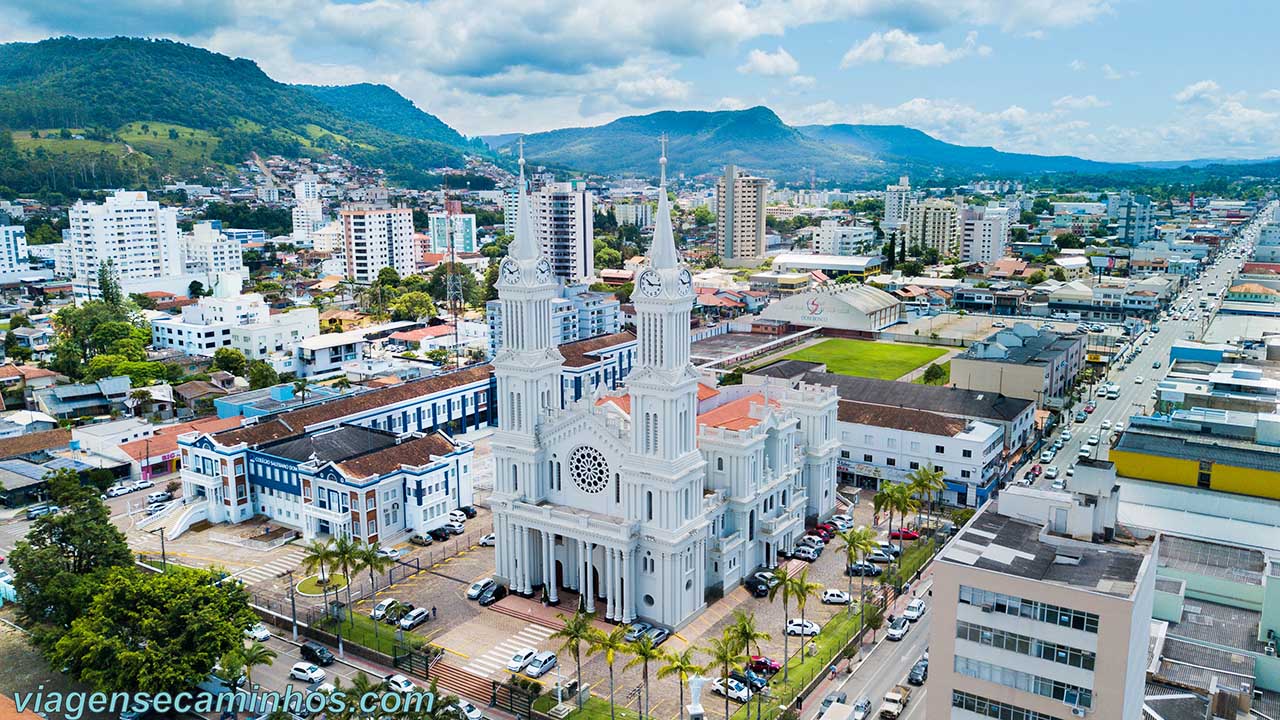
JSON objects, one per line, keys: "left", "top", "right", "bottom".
{"left": 748, "top": 656, "right": 781, "bottom": 675}
{"left": 792, "top": 546, "right": 820, "bottom": 562}
{"left": 131, "top": 478, "right": 155, "bottom": 491}
{"left": 525, "top": 651, "right": 558, "bottom": 678}
{"left": 479, "top": 533, "right": 497, "bottom": 547}
{"left": 1029, "top": 464, "right": 1042, "bottom": 477}
{"left": 289, "top": 663, "right": 326, "bottom": 683}
{"left": 845, "top": 562, "right": 882, "bottom": 577}
{"left": 383, "top": 602, "right": 415, "bottom": 624}
{"left": 829, "top": 513, "right": 854, "bottom": 530}
{"left": 865, "top": 549, "right": 894, "bottom": 564}
{"left": 624, "top": 622, "right": 653, "bottom": 642}
{"left": 105, "top": 485, "right": 132, "bottom": 498}
{"left": 752, "top": 571, "right": 781, "bottom": 589}
{"left": 786, "top": 618, "right": 820, "bottom": 636}
{"left": 467, "top": 577, "right": 496, "bottom": 600}
{"left": 903, "top": 598, "right": 927, "bottom": 621}
{"left": 448, "top": 510, "right": 468, "bottom": 524}
{"left": 372, "top": 598, "right": 399, "bottom": 621}
{"left": 888, "top": 528, "right": 919, "bottom": 540}
{"left": 796, "top": 535, "right": 824, "bottom": 550}
{"left": 820, "top": 692, "right": 848, "bottom": 712}
{"left": 409, "top": 534, "right": 434, "bottom": 547}
{"left": 244, "top": 623, "right": 271, "bottom": 642}
{"left": 399, "top": 607, "right": 430, "bottom": 630}
{"left": 644, "top": 626, "right": 671, "bottom": 646}
{"left": 886, "top": 617, "right": 910, "bottom": 641}
{"left": 744, "top": 577, "right": 770, "bottom": 597}
{"left": 145, "top": 491, "right": 173, "bottom": 505}
{"left": 477, "top": 584, "right": 508, "bottom": 607}
{"left": 907, "top": 659, "right": 928, "bottom": 686}
{"left": 377, "top": 547, "right": 406, "bottom": 560}
{"left": 731, "top": 669, "right": 767, "bottom": 692}
{"left": 300, "top": 641, "right": 335, "bottom": 666}
{"left": 821, "top": 589, "right": 851, "bottom": 605}
{"left": 1039, "top": 449, "right": 1055, "bottom": 463}
{"left": 442, "top": 521, "right": 466, "bottom": 535}
{"left": 385, "top": 674, "right": 417, "bottom": 693}
{"left": 711, "top": 677, "right": 752, "bottom": 702}
{"left": 458, "top": 505, "right": 478, "bottom": 519}
{"left": 429, "top": 528, "right": 452, "bottom": 542}
{"left": 1062, "top": 430, "right": 1072, "bottom": 441}
{"left": 877, "top": 541, "right": 902, "bottom": 557}
{"left": 453, "top": 701, "right": 483, "bottom": 720}
{"left": 507, "top": 648, "right": 538, "bottom": 673}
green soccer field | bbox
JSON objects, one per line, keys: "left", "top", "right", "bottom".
{"left": 784, "top": 338, "right": 947, "bottom": 380}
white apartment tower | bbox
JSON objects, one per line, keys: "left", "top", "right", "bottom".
{"left": 183, "top": 221, "right": 245, "bottom": 277}
{"left": 716, "top": 165, "right": 769, "bottom": 266}
{"left": 533, "top": 180, "right": 595, "bottom": 283}
{"left": 339, "top": 203, "right": 417, "bottom": 284}
{"left": 906, "top": 198, "right": 961, "bottom": 258}
{"left": 66, "top": 190, "right": 182, "bottom": 302}
{"left": 960, "top": 207, "right": 1011, "bottom": 264}
{"left": 0, "top": 225, "right": 29, "bottom": 274}
{"left": 292, "top": 173, "right": 325, "bottom": 247}
{"left": 883, "top": 175, "right": 915, "bottom": 230}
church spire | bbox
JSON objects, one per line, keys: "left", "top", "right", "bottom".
{"left": 649, "top": 135, "right": 680, "bottom": 270}
{"left": 510, "top": 137, "right": 540, "bottom": 262}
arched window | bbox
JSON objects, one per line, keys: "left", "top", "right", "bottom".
{"left": 646, "top": 491, "right": 654, "bottom": 521}
{"left": 512, "top": 464, "right": 519, "bottom": 492}
{"left": 716, "top": 457, "right": 724, "bottom": 471}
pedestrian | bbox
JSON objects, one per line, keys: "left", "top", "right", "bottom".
{"left": 431, "top": 605, "right": 437, "bottom": 619}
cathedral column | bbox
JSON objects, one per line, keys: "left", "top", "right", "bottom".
{"left": 604, "top": 547, "right": 615, "bottom": 620}
{"left": 520, "top": 525, "right": 532, "bottom": 594}
{"left": 582, "top": 540, "right": 596, "bottom": 613}
{"left": 495, "top": 514, "right": 509, "bottom": 583}
{"left": 612, "top": 548, "right": 623, "bottom": 621}
{"left": 621, "top": 550, "right": 633, "bottom": 622}
{"left": 543, "top": 530, "right": 556, "bottom": 601}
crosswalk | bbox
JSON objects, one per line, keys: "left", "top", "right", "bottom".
{"left": 463, "top": 623, "right": 555, "bottom": 678}
{"left": 232, "top": 548, "right": 306, "bottom": 586}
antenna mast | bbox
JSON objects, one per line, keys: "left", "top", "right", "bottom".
{"left": 443, "top": 177, "right": 465, "bottom": 370}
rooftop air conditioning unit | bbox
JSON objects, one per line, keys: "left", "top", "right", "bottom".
{"left": 1070, "top": 707, "right": 1086, "bottom": 718}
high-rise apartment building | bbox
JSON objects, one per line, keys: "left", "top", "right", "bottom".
{"left": 906, "top": 198, "right": 961, "bottom": 257}
{"left": 428, "top": 213, "right": 478, "bottom": 254}
{"left": 614, "top": 202, "right": 653, "bottom": 228}
{"left": 291, "top": 173, "right": 325, "bottom": 247}
{"left": 884, "top": 175, "right": 915, "bottom": 230}
{"left": 339, "top": 203, "right": 417, "bottom": 284}
{"left": 812, "top": 220, "right": 877, "bottom": 255}
{"left": 1109, "top": 190, "right": 1154, "bottom": 245}
{"left": 66, "top": 190, "right": 182, "bottom": 302}
{"left": 716, "top": 165, "right": 769, "bottom": 266}
{"left": 960, "top": 206, "right": 1011, "bottom": 263}
{"left": 183, "top": 221, "right": 245, "bottom": 277}
{"left": 929, "top": 460, "right": 1155, "bottom": 720}
{"left": 533, "top": 180, "right": 594, "bottom": 282}
{"left": 0, "top": 225, "right": 29, "bottom": 275}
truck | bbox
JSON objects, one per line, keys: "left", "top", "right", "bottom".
{"left": 878, "top": 685, "right": 912, "bottom": 718}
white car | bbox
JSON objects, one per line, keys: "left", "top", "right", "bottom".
{"left": 525, "top": 651, "right": 558, "bottom": 678}
{"left": 371, "top": 598, "right": 398, "bottom": 621}
{"left": 786, "top": 619, "right": 820, "bottom": 636}
{"left": 1077, "top": 447, "right": 1091, "bottom": 459}
{"left": 1044, "top": 466, "right": 1059, "bottom": 480}
{"left": 1087, "top": 434, "right": 1100, "bottom": 446}
{"left": 105, "top": 485, "right": 132, "bottom": 498}
{"left": 829, "top": 513, "right": 855, "bottom": 530}
{"left": 289, "top": 663, "right": 326, "bottom": 683}
{"left": 797, "top": 535, "right": 824, "bottom": 550}
{"left": 1101, "top": 420, "right": 1112, "bottom": 431}
{"left": 442, "top": 521, "right": 466, "bottom": 535}
{"left": 454, "top": 701, "right": 484, "bottom": 720}
{"left": 479, "top": 533, "right": 497, "bottom": 547}
{"left": 886, "top": 617, "right": 909, "bottom": 641}
{"left": 1066, "top": 465, "right": 1076, "bottom": 477}
{"left": 385, "top": 674, "right": 417, "bottom": 693}
{"left": 131, "top": 478, "right": 155, "bottom": 491}
{"left": 1061, "top": 430, "right": 1072, "bottom": 441}
{"left": 507, "top": 648, "right": 538, "bottom": 673}
{"left": 377, "top": 547, "right": 405, "bottom": 560}
{"left": 468, "top": 577, "right": 496, "bottom": 600}
{"left": 792, "top": 546, "right": 820, "bottom": 562}
{"left": 903, "top": 598, "right": 927, "bottom": 621}
{"left": 243, "top": 623, "right": 271, "bottom": 642}
{"left": 711, "top": 677, "right": 753, "bottom": 702}
{"left": 449, "top": 509, "right": 468, "bottom": 524}
{"left": 1039, "top": 449, "right": 1055, "bottom": 463}
{"left": 821, "top": 589, "right": 851, "bottom": 605}
{"left": 1135, "top": 376, "right": 1145, "bottom": 384}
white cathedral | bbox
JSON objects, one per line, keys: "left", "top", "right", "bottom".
{"left": 490, "top": 147, "right": 840, "bottom": 629}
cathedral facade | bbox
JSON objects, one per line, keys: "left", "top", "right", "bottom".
{"left": 489, "top": 149, "right": 838, "bottom": 629}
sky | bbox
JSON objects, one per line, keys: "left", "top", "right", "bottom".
{"left": 3, "top": 0, "right": 1280, "bottom": 162}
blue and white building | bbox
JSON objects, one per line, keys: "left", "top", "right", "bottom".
{"left": 486, "top": 283, "right": 621, "bottom": 358}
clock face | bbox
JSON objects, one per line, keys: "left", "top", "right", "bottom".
{"left": 499, "top": 258, "right": 520, "bottom": 284}
{"left": 639, "top": 270, "right": 662, "bottom": 297}
{"left": 678, "top": 268, "right": 693, "bottom": 295}
{"left": 536, "top": 257, "right": 553, "bottom": 282}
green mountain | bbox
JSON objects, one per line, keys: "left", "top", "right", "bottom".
{"left": 0, "top": 36, "right": 473, "bottom": 194}
{"left": 501, "top": 106, "right": 1134, "bottom": 182}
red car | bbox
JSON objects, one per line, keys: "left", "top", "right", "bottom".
{"left": 1030, "top": 464, "right": 1043, "bottom": 476}
{"left": 889, "top": 528, "right": 920, "bottom": 540}
{"left": 748, "top": 656, "right": 781, "bottom": 675}
{"left": 815, "top": 522, "right": 836, "bottom": 535}
{"left": 1084, "top": 404, "right": 1096, "bottom": 414}
{"left": 809, "top": 527, "right": 833, "bottom": 541}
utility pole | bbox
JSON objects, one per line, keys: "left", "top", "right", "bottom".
{"left": 287, "top": 570, "right": 299, "bottom": 641}
{"left": 443, "top": 177, "right": 466, "bottom": 370}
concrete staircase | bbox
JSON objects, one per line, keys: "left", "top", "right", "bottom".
{"left": 429, "top": 659, "right": 493, "bottom": 702}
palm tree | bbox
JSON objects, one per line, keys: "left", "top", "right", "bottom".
{"left": 293, "top": 379, "right": 310, "bottom": 402}
{"left": 358, "top": 540, "right": 395, "bottom": 600}
{"left": 240, "top": 641, "right": 277, "bottom": 689}
{"left": 788, "top": 568, "right": 821, "bottom": 650}
{"left": 657, "top": 648, "right": 704, "bottom": 720}
{"left": 837, "top": 528, "right": 878, "bottom": 647}
{"left": 887, "top": 484, "right": 920, "bottom": 557}
{"left": 766, "top": 565, "right": 795, "bottom": 682}
{"left": 550, "top": 610, "right": 595, "bottom": 711}
{"left": 588, "top": 626, "right": 630, "bottom": 720}
{"left": 873, "top": 484, "right": 896, "bottom": 554}
{"left": 906, "top": 466, "right": 945, "bottom": 530}
{"left": 331, "top": 535, "right": 364, "bottom": 627}
{"left": 728, "top": 611, "right": 771, "bottom": 720}
{"left": 335, "top": 376, "right": 352, "bottom": 391}
{"left": 301, "top": 538, "right": 336, "bottom": 605}
{"left": 626, "top": 635, "right": 664, "bottom": 720}
{"left": 702, "top": 630, "right": 748, "bottom": 720}
{"left": 129, "top": 389, "right": 152, "bottom": 418}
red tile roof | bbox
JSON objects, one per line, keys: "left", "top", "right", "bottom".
{"left": 120, "top": 416, "right": 242, "bottom": 461}
{"left": 337, "top": 432, "right": 457, "bottom": 478}
{"left": 559, "top": 332, "right": 636, "bottom": 368}
{"left": 596, "top": 395, "right": 631, "bottom": 413}
{"left": 696, "top": 394, "right": 780, "bottom": 431}
{"left": 0, "top": 428, "right": 71, "bottom": 458}
{"left": 391, "top": 325, "right": 456, "bottom": 342}
{"left": 837, "top": 400, "right": 969, "bottom": 435}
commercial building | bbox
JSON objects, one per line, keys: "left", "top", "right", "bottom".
{"left": 906, "top": 198, "right": 961, "bottom": 257}
{"left": 772, "top": 253, "right": 882, "bottom": 280}
{"left": 950, "top": 323, "right": 1086, "bottom": 404}
{"left": 485, "top": 283, "right": 620, "bottom": 358}
{"left": 0, "top": 225, "right": 29, "bottom": 275}
{"left": 716, "top": 165, "right": 769, "bottom": 266}
{"left": 755, "top": 284, "right": 902, "bottom": 336}
{"left": 1111, "top": 422, "right": 1280, "bottom": 502}
{"left": 340, "top": 203, "right": 417, "bottom": 284}
{"left": 65, "top": 190, "right": 182, "bottom": 302}
{"left": 960, "top": 206, "right": 1010, "bottom": 264}
{"left": 883, "top": 176, "right": 914, "bottom": 231}
{"left": 534, "top": 180, "right": 595, "bottom": 282}
{"left": 929, "top": 461, "right": 1156, "bottom": 720}
{"left": 427, "top": 213, "right": 478, "bottom": 254}
{"left": 811, "top": 220, "right": 877, "bottom": 256}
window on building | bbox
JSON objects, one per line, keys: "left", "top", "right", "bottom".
{"left": 863, "top": 454, "right": 873, "bottom": 463}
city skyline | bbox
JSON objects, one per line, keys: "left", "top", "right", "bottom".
{"left": 2, "top": 1, "right": 1279, "bottom": 162}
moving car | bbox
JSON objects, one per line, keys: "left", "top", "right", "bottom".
{"left": 786, "top": 618, "right": 820, "bottom": 636}
{"left": 244, "top": 623, "right": 271, "bottom": 642}
{"left": 289, "top": 663, "right": 326, "bottom": 683}
{"left": 385, "top": 674, "right": 417, "bottom": 693}
{"left": 886, "top": 616, "right": 910, "bottom": 641}
{"left": 849, "top": 697, "right": 872, "bottom": 720}
{"left": 1044, "top": 466, "right": 1059, "bottom": 480}
{"left": 507, "top": 648, "right": 538, "bottom": 673}
{"left": 525, "top": 651, "right": 558, "bottom": 678}
{"left": 1135, "top": 376, "right": 1145, "bottom": 384}
{"left": 1077, "top": 447, "right": 1091, "bottom": 459}
{"left": 300, "top": 641, "right": 335, "bottom": 666}
{"left": 1101, "top": 420, "right": 1112, "bottom": 431}
{"left": 906, "top": 659, "right": 928, "bottom": 686}
{"left": 468, "top": 578, "right": 496, "bottom": 600}
{"left": 1074, "top": 411, "right": 1087, "bottom": 423}
{"left": 903, "top": 598, "right": 927, "bottom": 621}
{"left": 821, "top": 589, "right": 851, "bottom": 605}
{"left": 1086, "top": 434, "right": 1100, "bottom": 446}
{"left": 1152, "top": 361, "right": 1162, "bottom": 368}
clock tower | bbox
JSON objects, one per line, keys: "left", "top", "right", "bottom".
{"left": 491, "top": 142, "right": 563, "bottom": 503}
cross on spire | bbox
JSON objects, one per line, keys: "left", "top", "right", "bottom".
{"left": 659, "top": 134, "right": 668, "bottom": 188}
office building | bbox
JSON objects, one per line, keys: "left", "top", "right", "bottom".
{"left": 532, "top": 180, "right": 595, "bottom": 283}
{"left": 65, "top": 190, "right": 182, "bottom": 302}
{"left": 906, "top": 198, "right": 961, "bottom": 257}
{"left": 950, "top": 323, "right": 1086, "bottom": 404}
{"left": 960, "top": 206, "right": 1010, "bottom": 264}
{"left": 812, "top": 220, "right": 877, "bottom": 256}
{"left": 716, "top": 165, "right": 769, "bottom": 266}
{"left": 883, "top": 176, "right": 914, "bottom": 231}
{"left": 929, "top": 461, "right": 1156, "bottom": 720}
{"left": 339, "top": 203, "right": 417, "bottom": 284}
{"left": 0, "top": 225, "right": 29, "bottom": 274}
{"left": 427, "top": 213, "right": 478, "bottom": 254}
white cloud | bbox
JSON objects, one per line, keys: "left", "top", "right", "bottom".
{"left": 789, "top": 75, "right": 816, "bottom": 88}
{"left": 1069, "top": 59, "right": 1086, "bottom": 71}
{"left": 1174, "top": 80, "right": 1221, "bottom": 104}
{"left": 1053, "top": 94, "right": 1108, "bottom": 110}
{"left": 1101, "top": 63, "right": 1137, "bottom": 80}
{"left": 737, "top": 47, "right": 799, "bottom": 77}
{"left": 1260, "top": 89, "right": 1280, "bottom": 102}
{"left": 841, "top": 29, "right": 991, "bottom": 68}
{"left": 717, "top": 97, "right": 749, "bottom": 110}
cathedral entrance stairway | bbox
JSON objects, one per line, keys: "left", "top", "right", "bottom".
{"left": 489, "top": 590, "right": 617, "bottom": 633}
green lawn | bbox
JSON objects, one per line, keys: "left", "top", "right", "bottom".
{"left": 785, "top": 339, "right": 947, "bottom": 380}
{"left": 316, "top": 611, "right": 425, "bottom": 657}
